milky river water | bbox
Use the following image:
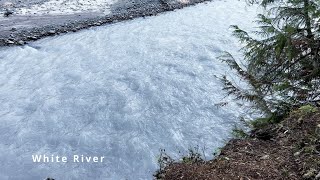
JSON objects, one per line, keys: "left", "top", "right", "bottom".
{"left": 0, "top": 1, "right": 258, "bottom": 179}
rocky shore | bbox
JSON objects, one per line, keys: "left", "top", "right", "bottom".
{"left": 0, "top": 0, "right": 210, "bottom": 46}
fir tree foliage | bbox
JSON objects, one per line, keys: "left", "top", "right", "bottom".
{"left": 220, "top": 0, "right": 320, "bottom": 118}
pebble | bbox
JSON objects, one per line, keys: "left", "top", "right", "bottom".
{"left": 260, "top": 155, "right": 269, "bottom": 160}
{"left": 48, "top": 30, "right": 56, "bottom": 34}
{"left": 303, "top": 169, "right": 317, "bottom": 179}
{"left": 5, "top": 39, "right": 14, "bottom": 44}
{"left": 17, "top": 40, "right": 25, "bottom": 45}
{"left": 27, "top": 36, "right": 38, "bottom": 40}
{"left": 293, "top": 151, "right": 301, "bottom": 156}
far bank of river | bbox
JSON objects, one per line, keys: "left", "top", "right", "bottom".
{"left": 0, "top": 0, "right": 210, "bottom": 46}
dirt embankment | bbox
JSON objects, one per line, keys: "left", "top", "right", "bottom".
{"left": 156, "top": 107, "right": 320, "bottom": 180}
{"left": 0, "top": 0, "right": 211, "bottom": 46}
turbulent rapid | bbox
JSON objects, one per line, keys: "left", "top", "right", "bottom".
{"left": 0, "top": 1, "right": 258, "bottom": 179}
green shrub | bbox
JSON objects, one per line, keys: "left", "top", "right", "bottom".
{"left": 232, "top": 126, "right": 249, "bottom": 138}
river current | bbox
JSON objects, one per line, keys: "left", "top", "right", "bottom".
{"left": 0, "top": 1, "right": 258, "bottom": 179}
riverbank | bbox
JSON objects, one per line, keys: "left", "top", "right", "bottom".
{"left": 0, "top": 0, "right": 210, "bottom": 46}
{"left": 156, "top": 106, "right": 320, "bottom": 179}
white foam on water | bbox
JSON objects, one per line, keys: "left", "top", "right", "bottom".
{"left": 0, "top": 1, "right": 259, "bottom": 179}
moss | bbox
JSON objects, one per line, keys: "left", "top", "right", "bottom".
{"left": 231, "top": 126, "right": 249, "bottom": 139}
{"left": 296, "top": 105, "right": 318, "bottom": 115}
{"left": 250, "top": 117, "right": 275, "bottom": 129}
{"left": 249, "top": 113, "right": 284, "bottom": 129}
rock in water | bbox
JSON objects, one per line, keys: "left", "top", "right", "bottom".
{"left": 48, "top": 30, "right": 56, "bottom": 35}
{"left": 4, "top": 9, "right": 13, "bottom": 17}
{"left": 5, "top": 39, "right": 14, "bottom": 44}
{"left": 17, "top": 40, "right": 25, "bottom": 45}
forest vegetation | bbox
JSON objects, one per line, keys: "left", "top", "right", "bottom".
{"left": 156, "top": 0, "right": 320, "bottom": 179}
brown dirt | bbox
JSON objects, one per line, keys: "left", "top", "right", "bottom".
{"left": 156, "top": 108, "right": 320, "bottom": 180}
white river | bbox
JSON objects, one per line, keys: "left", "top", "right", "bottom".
{"left": 0, "top": 1, "right": 258, "bottom": 179}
